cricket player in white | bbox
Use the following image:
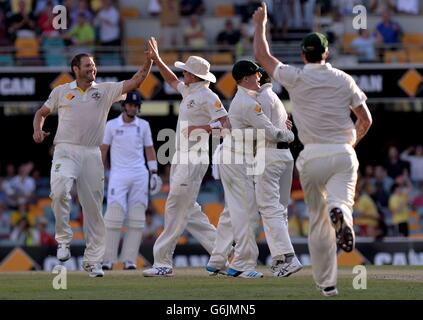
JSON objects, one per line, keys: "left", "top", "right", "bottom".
{"left": 215, "top": 60, "right": 294, "bottom": 278}
{"left": 143, "top": 37, "right": 230, "bottom": 277}
{"left": 253, "top": 3, "right": 372, "bottom": 295}
{"left": 33, "top": 53, "right": 153, "bottom": 277}
{"left": 101, "top": 91, "right": 162, "bottom": 271}
{"left": 255, "top": 68, "right": 302, "bottom": 277}
{"left": 206, "top": 66, "right": 301, "bottom": 278}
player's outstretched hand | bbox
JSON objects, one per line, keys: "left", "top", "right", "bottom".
{"left": 252, "top": 2, "right": 267, "bottom": 26}
{"left": 33, "top": 130, "right": 50, "bottom": 143}
{"left": 148, "top": 37, "right": 160, "bottom": 62}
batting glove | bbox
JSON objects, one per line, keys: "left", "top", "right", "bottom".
{"left": 149, "top": 173, "right": 163, "bottom": 195}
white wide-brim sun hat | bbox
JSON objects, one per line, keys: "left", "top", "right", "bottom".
{"left": 174, "top": 56, "right": 217, "bottom": 83}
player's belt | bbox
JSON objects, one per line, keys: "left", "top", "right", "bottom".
{"left": 276, "top": 142, "right": 289, "bottom": 149}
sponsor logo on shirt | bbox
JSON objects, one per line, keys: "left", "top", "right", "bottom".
{"left": 187, "top": 99, "right": 195, "bottom": 109}
{"left": 116, "top": 129, "right": 124, "bottom": 135}
{"left": 214, "top": 100, "right": 222, "bottom": 109}
{"left": 255, "top": 104, "right": 262, "bottom": 113}
{"left": 66, "top": 93, "right": 75, "bottom": 100}
{"left": 91, "top": 91, "right": 101, "bottom": 100}
{"left": 54, "top": 163, "right": 61, "bottom": 172}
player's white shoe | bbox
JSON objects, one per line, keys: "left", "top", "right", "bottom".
{"left": 271, "top": 256, "right": 303, "bottom": 277}
{"left": 227, "top": 268, "right": 263, "bottom": 278}
{"left": 57, "top": 243, "right": 71, "bottom": 262}
{"left": 123, "top": 261, "right": 137, "bottom": 270}
{"left": 319, "top": 286, "right": 339, "bottom": 297}
{"left": 142, "top": 267, "right": 174, "bottom": 277}
{"left": 83, "top": 263, "right": 105, "bottom": 277}
{"left": 102, "top": 261, "right": 113, "bottom": 270}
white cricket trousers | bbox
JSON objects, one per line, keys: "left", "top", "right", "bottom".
{"left": 255, "top": 149, "right": 295, "bottom": 258}
{"left": 153, "top": 155, "right": 217, "bottom": 268}
{"left": 297, "top": 144, "right": 358, "bottom": 288}
{"left": 220, "top": 162, "right": 259, "bottom": 271}
{"left": 50, "top": 143, "right": 106, "bottom": 265}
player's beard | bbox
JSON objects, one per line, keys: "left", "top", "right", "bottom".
{"left": 125, "top": 111, "right": 136, "bottom": 119}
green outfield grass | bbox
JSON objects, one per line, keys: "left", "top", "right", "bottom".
{"left": 0, "top": 266, "right": 422, "bottom": 300}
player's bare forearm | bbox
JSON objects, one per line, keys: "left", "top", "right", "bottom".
{"left": 122, "top": 58, "right": 153, "bottom": 94}
{"left": 100, "top": 144, "right": 110, "bottom": 169}
{"left": 154, "top": 55, "right": 179, "bottom": 89}
{"left": 253, "top": 2, "right": 280, "bottom": 75}
{"left": 352, "top": 103, "right": 372, "bottom": 147}
{"left": 33, "top": 106, "right": 51, "bottom": 143}
{"left": 145, "top": 146, "right": 157, "bottom": 162}
{"left": 148, "top": 37, "right": 179, "bottom": 89}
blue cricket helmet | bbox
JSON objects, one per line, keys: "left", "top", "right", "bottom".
{"left": 123, "top": 90, "right": 143, "bottom": 106}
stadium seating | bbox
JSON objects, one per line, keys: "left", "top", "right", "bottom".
{"left": 124, "top": 38, "right": 147, "bottom": 66}
{"left": 120, "top": 6, "right": 140, "bottom": 19}
{"left": 342, "top": 33, "right": 357, "bottom": 54}
{"left": 214, "top": 4, "right": 235, "bottom": 17}
{"left": 208, "top": 52, "right": 234, "bottom": 65}
{"left": 384, "top": 50, "right": 408, "bottom": 63}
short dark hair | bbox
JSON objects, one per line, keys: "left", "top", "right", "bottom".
{"left": 303, "top": 51, "right": 324, "bottom": 63}
{"left": 70, "top": 53, "right": 94, "bottom": 76}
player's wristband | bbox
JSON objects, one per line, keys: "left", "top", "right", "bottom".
{"left": 147, "top": 160, "right": 158, "bottom": 173}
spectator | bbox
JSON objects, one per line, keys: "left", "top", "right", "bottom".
{"left": 269, "top": 0, "right": 293, "bottom": 39}
{"left": 31, "top": 169, "right": 50, "bottom": 198}
{"left": 351, "top": 29, "right": 380, "bottom": 62}
{"left": 94, "top": 0, "right": 120, "bottom": 48}
{"left": 375, "top": 10, "right": 403, "bottom": 50}
{"left": 396, "top": 0, "right": 419, "bottom": 15}
{"left": 354, "top": 182, "right": 382, "bottom": 237}
{"left": 0, "top": 202, "right": 11, "bottom": 233}
{"left": 64, "top": 13, "right": 95, "bottom": 53}
{"left": 412, "top": 183, "right": 423, "bottom": 217}
{"left": 36, "top": 216, "right": 56, "bottom": 246}
{"left": 315, "top": 0, "right": 333, "bottom": 16}
{"left": 34, "top": 0, "right": 59, "bottom": 16}
{"left": 400, "top": 145, "right": 423, "bottom": 185}
{"left": 0, "top": 4, "right": 10, "bottom": 46}
{"left": 239, "top": 0, "right": 261, "bottom": 23}
{"left": 8, "top": 0, "right": 37, "bottom": 39}
{"left": 2, "top": 162, "right": 36, "bottom": 208}
{"left": 70, "top": 0, "right": 94, "bottom": 28}
{"left": 389, "top": 183, "right": 410, "bottom": 236}
{"left": 371, "top": 165, "right": 394, "bottom": 194}
{"left": 183, "top": 14, "right": 206, "bottom": 49}
{"left": 395, "top": 172, "right": 414, "bottom": 197}
{"left": 148, "top": 0, "right": 161, "bottom": 17}
{"left": 159, "top": 0, "right": 181, "bottom": 48}
{"left": 370, "top": 0, "right": 396, "bottom": 14}
{"left": 372, "top": 180, "right": 390, "bottom": 237}
{"left": 384, "top": 145, "right": 409, "bottom": 179}
{"left": 10, "top": 216, "right": 39, "bottom": 246}
{"left": 335, "top": 0, "right": 364, "bottom": 16}
{"left": 216, "top": 19, "right": 241, "bottom": 47}
{"left": 37, "top": 0, "right": 59, "bottom": 38}
{"left": 180, "top": 0, "right": 205, "bottom": 16}
{"left": 10, "top": 202, "right": 36, "bottom": 227}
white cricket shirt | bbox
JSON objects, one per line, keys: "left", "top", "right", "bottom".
{"left": 45, "top": 80, "right": 125, "bottom": 147}
{"left": 103, "top": 114, "right": 154, "bottom": 171}
{"left": 272, "top": 62, "right": 367, "bottom": 145}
